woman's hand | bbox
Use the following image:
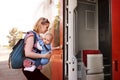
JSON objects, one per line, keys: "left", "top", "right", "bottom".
{"left": 42, "top": 52, "right": 52, "bottom": 59}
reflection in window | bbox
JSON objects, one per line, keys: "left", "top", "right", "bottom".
{"left": 85, "top": 10, "right": 96, "bottom": 30}
{"left": 53, "top": 16, "right": 60, "bottom": 47}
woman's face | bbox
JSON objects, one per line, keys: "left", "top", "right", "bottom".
{"left": 40, "top": 23, "right": 49, "bottom": 34}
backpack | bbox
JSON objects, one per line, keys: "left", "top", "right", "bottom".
{"left": 8, "top": 31, "right": 37, "bottom": 69}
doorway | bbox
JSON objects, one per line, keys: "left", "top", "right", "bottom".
{"left": 98, "top": 0, "right": 112, "bottom": 80}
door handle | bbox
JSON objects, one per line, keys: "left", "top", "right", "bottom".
{"left": 114, "top": 60, "right": 118, "bottom": 71}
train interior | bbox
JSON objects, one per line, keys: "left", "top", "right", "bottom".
{"left": 64, "top": 0, "right": 111, "bottom": 80}
{"left": 77, "top": 0, "right": 111, "bottom": 80}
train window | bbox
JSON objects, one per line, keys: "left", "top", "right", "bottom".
{"left": 85, "top": 10, "right": 96, "bottom": 30}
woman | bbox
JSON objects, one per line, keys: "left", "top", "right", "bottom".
{"left": 22, "top": 17, "right": 51, "bottom": 80}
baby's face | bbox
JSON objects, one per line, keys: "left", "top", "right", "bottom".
{"left": 43, "top": 35, "right": 52, "bottom": 45}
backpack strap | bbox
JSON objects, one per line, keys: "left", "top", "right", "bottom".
{"left": 26, "top": 31, "right": 37, "bottom": 44}
{"left": 28, "top": 31, "right": 41, "bottom": 53}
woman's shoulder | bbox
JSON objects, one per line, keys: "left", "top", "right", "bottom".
{"left": 24, "top": 31, "right": 35, "bottom": 41}
{"left": 26, "top": 32, "right": 34, "bottom": 38}
{"left": 25, "top": 31, "right": 36, "bottom": 38}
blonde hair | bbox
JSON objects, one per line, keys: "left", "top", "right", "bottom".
{"left": 33, "top": 17, "right": 50, "bottom": 33}
{"left": 45, "top": 32, "right": 53, "bottom": 41}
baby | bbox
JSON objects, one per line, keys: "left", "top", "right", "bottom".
{"left": 24, "top": 33, "right": 60, "bottom": 72}
{"left": 35, "top": 33, "right": 53, "bottom": 66}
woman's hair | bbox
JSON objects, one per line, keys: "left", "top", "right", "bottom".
{"left": 33, "top": 17, "right": 50, "bottom": 33}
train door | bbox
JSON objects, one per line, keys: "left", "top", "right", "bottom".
{"left": 111, "top": 0, "right": 120, "bottom": 80}
{"left": 64, "top": 0, "right": 78, "bottom": 80}
{"left": 99, "top": 0, "right": 120, "bottom": 80}
{"left": 98, "top": 0, "right": 112, "bottom": 80}
{"left": 64, "top": 0, "right": 98, "bottom": 80}
{"left": 64, "top": 0, "right": 120, "bottom": 80}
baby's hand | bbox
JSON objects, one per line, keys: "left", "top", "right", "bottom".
{"left": 59, "top": 45, "right": 63, "bottom": 49}
{"left": 52, "top": 45, "right": 63, "bottom": 50}
{"left": 37, "top": 65, "right": 42, "bottom": 70}
{"left": 23, "top": 59, "right": 33, "bottom": 67}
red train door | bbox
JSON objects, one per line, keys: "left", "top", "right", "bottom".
{"left": 112, "top": 0, "right": 120, "bottom": 80}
